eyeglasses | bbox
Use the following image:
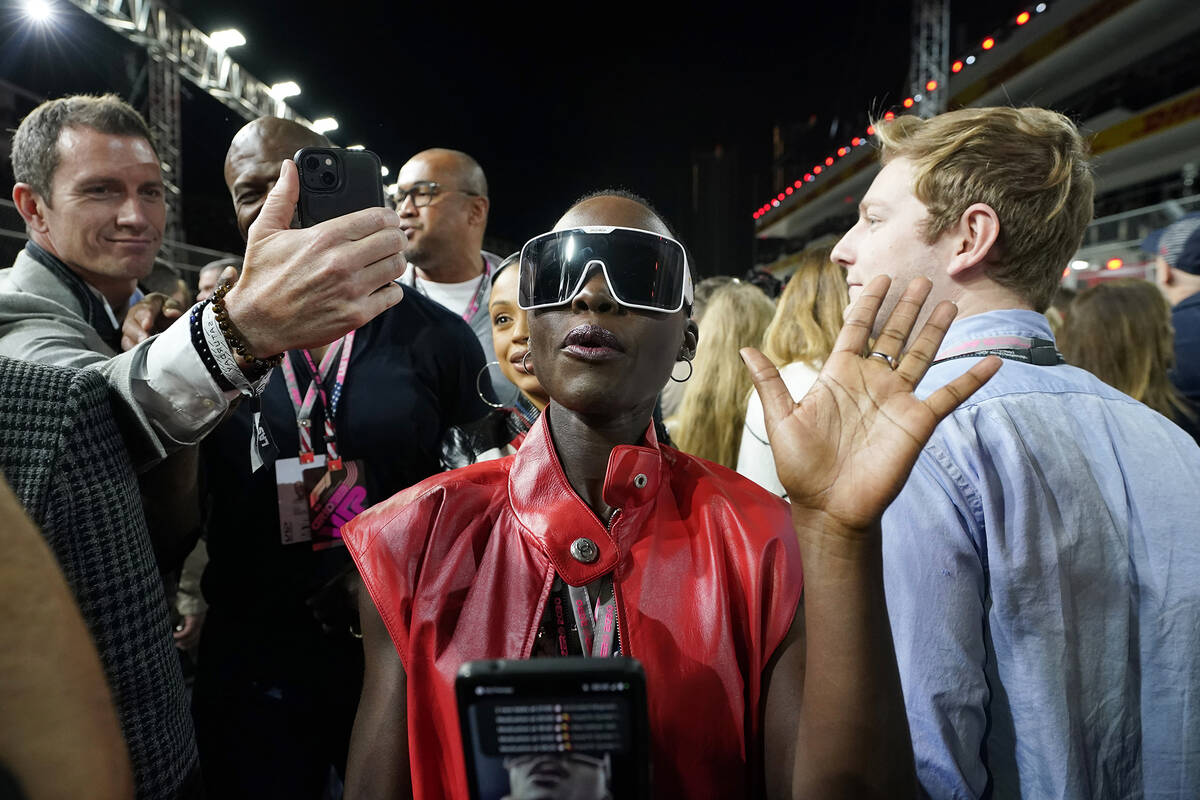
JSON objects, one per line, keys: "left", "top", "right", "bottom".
{"left": 518, "top": 226, "right": 694, "bottom": 314}
{"left": 394, "top": 180, "right": 481, "bottom": 208}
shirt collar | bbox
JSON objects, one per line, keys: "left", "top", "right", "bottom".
{"left": 507, "top": 407, "right": 664, "bottom": 586}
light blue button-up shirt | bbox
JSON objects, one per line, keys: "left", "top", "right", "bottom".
{"left": 883, "top": 309, "right": 1200, "bottom": 800}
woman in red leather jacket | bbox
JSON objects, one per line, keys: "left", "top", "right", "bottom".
{"left": 342, "top": 192, "right": 999, "bottom": 799}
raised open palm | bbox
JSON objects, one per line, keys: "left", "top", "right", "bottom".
{"left": 742, "top": 275, "right": 1000, "bottom": 534}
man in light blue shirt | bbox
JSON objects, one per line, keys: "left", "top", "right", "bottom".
{"left": 833, "top": 106, "right": 1200, "bottom": 799}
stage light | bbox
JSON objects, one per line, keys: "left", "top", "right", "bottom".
{"left": 884, "top": 111, "right": 895, "bottom": 120}
{"left": 1036, "top": 3, "right": 1046, "bottom": 11}
{"left": 347, "top": 144, "right": 365, "bottom": 150}
{"left": 22, "top": 0, "right": 54, "bottom": 23}
{"left": 1016, "top": 11, "right": 1030, "bottom": 24}
{"left": 804, "top": 173, "right": 814, "bottom": 182}
{"left": 926, "top": 79, "right": 938, "bottom": 91}
{"left": 982, "top": 37, "right": 995, "bottom": 50}
{"left": 772, "top": 199, "right": 780, "bottom": 207}
{"left": 794, "top": 179, "right": 803, "bottom": 188}
{"left": 866, "top": 125, "right": 876, "bottom": 135}
{"left": 903, "top": 97, "right": 914, "bottom": 108}
{"left": 1070, "top": 260, "right": 1090, "bottom": 271}
{"left": 778, "top": 193, "right": 786, "bottom": 201}
{"left": 1106, "top": 258, "right": 1123, "bottom": 270}
{"left": 380, "top": 166, "right": 389, "bottom": 177}
{"left": 837, "top": 147, "right": 849, "bottom": 157}
{"left": 269, "top": 81, "right": 301, "bottom": 99}
{"left": 952, "top": 60, "right": 964, "bottom": 73}
{"left": 311, "top": 117, "right": 338, "bottom": 133}
{"left": 209, "top": 29, "right": 246, "bottom": 50}
{"left": 825, "top": 156, "right": 835, "bottom": 166}
{"left": 813, "top": 166, "right": 822, "bottom": 175}
{"left": 965, "top": 55, "right": 976, "bottom": 65}
{"left": 851, "top": 137, "right": 861, "bottom": 146}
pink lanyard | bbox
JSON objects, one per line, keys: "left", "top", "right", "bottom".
{"left": 567, "top": 577, "right": 618, "bottom": 658}
{"left": 279, "top": 331, "right": 355, "bottom": 469}
{"left": 413, "top": 260, "right": 492, "bottom": 323}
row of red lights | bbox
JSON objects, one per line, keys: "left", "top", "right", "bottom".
{"left": 754, "top": 3, "right": 1048, "bottom": 221}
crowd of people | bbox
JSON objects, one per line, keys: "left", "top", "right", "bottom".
{"left": 0, "top": 90, "right": 1199, "bottom": 800}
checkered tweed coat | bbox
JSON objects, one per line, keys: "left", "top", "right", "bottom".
{"left": 0, "top": 356, "right": 198, "bottom": 799}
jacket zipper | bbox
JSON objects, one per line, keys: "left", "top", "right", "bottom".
{"left": 606, "top": 509, "right": 626, "bottom": 657}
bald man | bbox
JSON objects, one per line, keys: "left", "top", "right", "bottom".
{"left": 190, "top": 118, "right": 493, "bottom": 800}
{"left": 395, "top": 148, "right": 519, "bottom": 404}
{"left": 225, "top": 117, "right": 331, "bottom": 242}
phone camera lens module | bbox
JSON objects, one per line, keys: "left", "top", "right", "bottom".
{"left": 320, "top": 170, "right": 336, "bottom": 187}
{"left": 304, "top": 155, "right": 320, "bottom": 171}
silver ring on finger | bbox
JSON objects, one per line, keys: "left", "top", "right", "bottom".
{"left": 868, "top": 351, "right": 900, "bottom": 370}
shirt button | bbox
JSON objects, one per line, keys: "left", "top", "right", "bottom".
{"left": 633, "top": 473, "right": 648, "bottom": 489}
{"left": 570, "top": 537, "right": 598, "bottom": 564}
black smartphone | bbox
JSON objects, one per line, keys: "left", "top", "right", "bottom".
{"left": 456, "top": 657, "right": 652, "bottom": 800}
{"left": 294, "top": 146, "right": 385, "bottom": 227}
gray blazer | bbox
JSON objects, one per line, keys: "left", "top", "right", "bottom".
{"left": 0, "top": 356, "right": 198, "bottom": 799}
{"left": 0, "top": 247, "right": 180, "bottom": 470}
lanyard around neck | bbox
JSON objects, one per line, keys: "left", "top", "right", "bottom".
{"left": 279, "top": 331, "right": 355, "bottom": 467}
{"left": 932, "top": 335, "right": 1064, "bottom": 367}
{"left": 412, "top": 259, "right": 492, "bottom": 323}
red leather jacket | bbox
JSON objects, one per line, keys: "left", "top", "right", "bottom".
{"left": 345, "top": 412, "right": 802, "bottom": 799}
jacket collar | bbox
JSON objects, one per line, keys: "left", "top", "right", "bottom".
{"left": 508, "top": 407, "right": 664, "bottom": 586}
{"left": 17, "top": 242, "right": 123, "bottom": 351}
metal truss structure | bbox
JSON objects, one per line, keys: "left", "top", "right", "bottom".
{"left": 66, "top": 0, "right": 312, "bottom": 253}
{"left": 907, "top": 0, "right": 950, "bottom": 117}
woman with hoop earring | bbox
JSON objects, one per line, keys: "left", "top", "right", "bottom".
{"left": 441, "top": 254, "right": 549, "bottom": 468}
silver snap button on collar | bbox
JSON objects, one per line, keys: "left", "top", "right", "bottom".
{"left": 633, "top": 473, "right": 648, "bottom": 489}
{"left": 570, "top": 537, "right": 599, "bottom": 564}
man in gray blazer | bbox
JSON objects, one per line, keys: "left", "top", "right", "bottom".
{"left": 1, "top": 94, "right": 409, "bottom": 470}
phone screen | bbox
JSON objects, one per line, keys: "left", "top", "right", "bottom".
{"left": 456, "top": 658, "right": 650, "bottom": 800}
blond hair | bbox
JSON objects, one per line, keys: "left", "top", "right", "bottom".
{"left": 873, "top": 106, "right": 1094, "bottom": 312}
{"left": 761, "top": 244, "right": 847, "bottom": 368}
{"left": 1059, "top": 279, "right": 1196, "bottom": 424}
{"left": 670, "top": 281, "right": 776, "bottom": 469}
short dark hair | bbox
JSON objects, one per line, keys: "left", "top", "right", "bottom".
{"left": 11, "top": 93, "right": 158, "bottom": 204}
{"left": 568, "top": 188, "right": 700, "bottom": 283}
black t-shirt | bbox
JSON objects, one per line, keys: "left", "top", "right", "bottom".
{"left": 200, "top": 291, "right": 490, "bottom": 626}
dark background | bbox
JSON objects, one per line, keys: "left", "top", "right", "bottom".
{"left": 1, "top": 0, "right": 1016, "bottom": 274}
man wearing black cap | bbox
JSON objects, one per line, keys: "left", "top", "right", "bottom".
{"left": 1149, "top": 214, "right": 1200, "bottom": 418}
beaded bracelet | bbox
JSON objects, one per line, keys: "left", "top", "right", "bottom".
{"left": 210, "top": 279, "right": 284, "bottom": 374}
{"left": 189, "top": 300, "right": 238, "bottom": 392}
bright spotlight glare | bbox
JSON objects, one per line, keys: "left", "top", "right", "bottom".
{"left": 347, "top": 144, "right": 365, "bottom": 150}
{"left": 209, "top": 29, "right": 246, "bottom": 50}
{"left": 23, "top": 0, "right": 53, "bottom": 23}
{"left": 269, "top": 81, "right": 301, "bottom": 100}
{"left": 380, "top": 166, "right": 389, "bottom": 177}
{"left": 311, "top": 117, "right": 338, "bottom": 134}
{"left": 1070, "top": 260, "right": 1090, "bottom": 271}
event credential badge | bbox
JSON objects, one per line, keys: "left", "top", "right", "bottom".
{"left": 276, "top": 455, "right": 367, "bottom": 549}
{"left": 302, "top": 458, "right": 367, "bottom": 551}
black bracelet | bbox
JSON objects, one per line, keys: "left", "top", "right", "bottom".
{"left": 211, "top": 280, "right": 284, "bottom": 371}
{"left": 189, "top": 300, "right": 237, "bottom": 392}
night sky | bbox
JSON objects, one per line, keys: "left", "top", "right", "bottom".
{"left": 1, "top": 0, "right": 1016, "bottom": 262}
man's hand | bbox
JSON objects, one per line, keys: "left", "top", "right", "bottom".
{"left": 121, "top": 293, "right": 185, "bottom": 351}
{"left": 172, "top": 612, "right": 205, "bottom": 651}
{"left": 222, "top": 159, "right": 406, "bottom": 357}
{"left": 742, "top": 275, "right": 1001, "bottom": 539}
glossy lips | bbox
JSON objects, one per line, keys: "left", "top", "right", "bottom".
{"left": 561, "top": 324, "right": 625, "bottom": 362}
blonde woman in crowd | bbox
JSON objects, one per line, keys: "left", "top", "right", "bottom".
{"left": 737, "top": 244, "right": 848, "bottom": 497}
{"left": 1059, "top": 278, "right": 1200, "bottom": 442}
{"left": 667, "top": 280, "right": 775, "bottom": 469}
